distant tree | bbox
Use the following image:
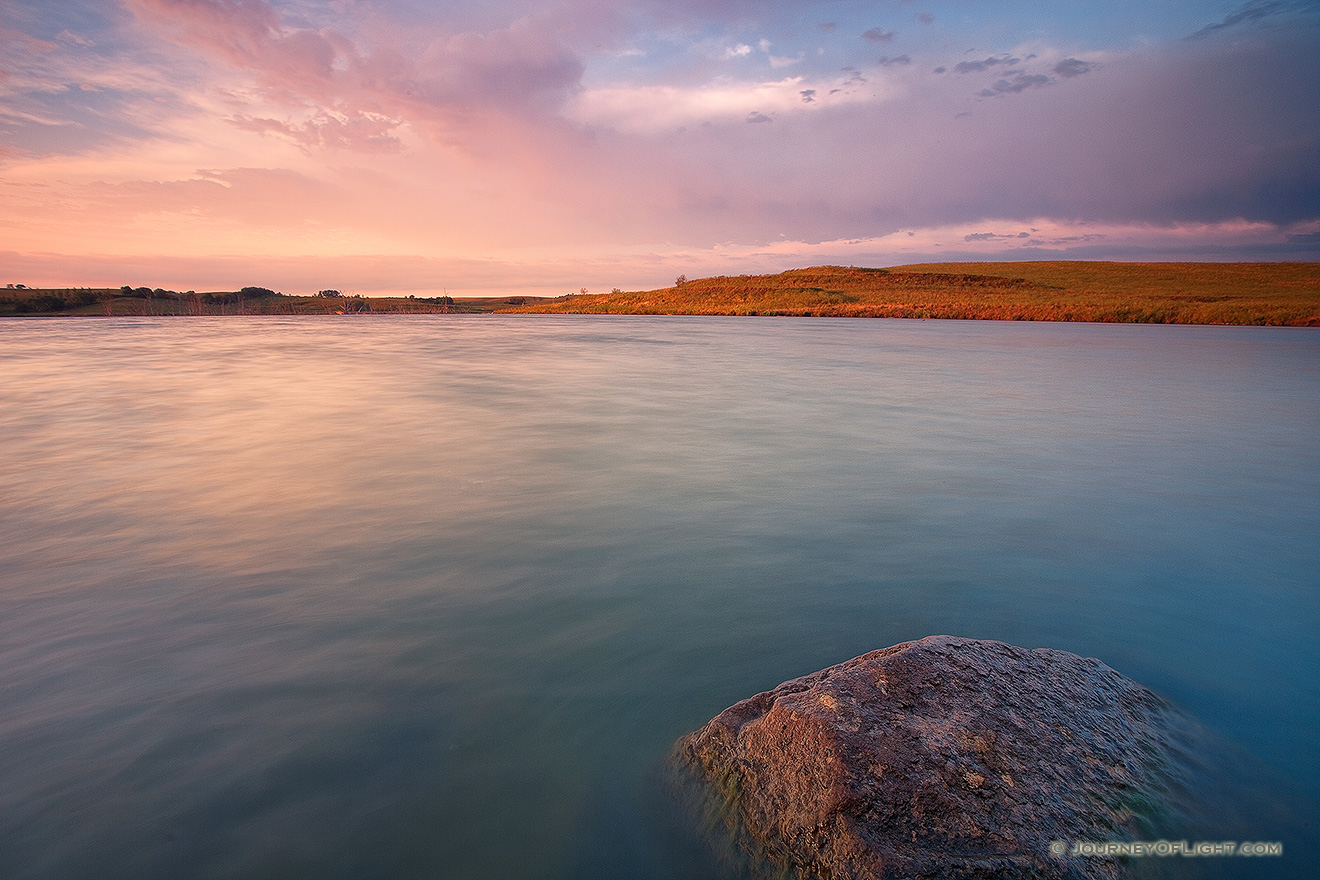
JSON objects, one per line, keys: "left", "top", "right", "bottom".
{"left": 317, "top": 289, "right": 343, "bottom": 298}
{"left": 240, "top": 286, "right": 277, "bottom": 298}
{"left": 675, "top": 274, "right": 687, "bottom": 287}
{"left": 611, "top": 288, "right": 623, "bottom": 295}
{"left": 580, "top": 287, "right": 588, "bottom": 295}
{"left": 19, "top": 294, "right": 67, "bottom": 312}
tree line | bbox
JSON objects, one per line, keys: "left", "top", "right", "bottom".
{"left": 118, "top": 286, "right": 280, "bottom": 304}
{"left": 1, "top": 285, "right": 283, "bottom": 315}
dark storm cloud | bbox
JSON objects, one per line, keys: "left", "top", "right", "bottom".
{"left": 657, "top": 26, "right": 1320, "bottom": 244}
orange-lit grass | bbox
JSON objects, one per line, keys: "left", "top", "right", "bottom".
{"left": 505, "top": 263, "right": 1320, "bottom": 326}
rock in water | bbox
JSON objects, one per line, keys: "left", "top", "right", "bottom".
{"left": 676, "top": 635, "right": 1192, "bottom": 880}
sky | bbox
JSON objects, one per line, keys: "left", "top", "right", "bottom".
{"left": 2, "top": 0, "right": 1318, "bottom": 295}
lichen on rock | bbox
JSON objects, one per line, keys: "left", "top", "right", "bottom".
{"left": 675, "top": 635, "right": 1197, "bottom": 880}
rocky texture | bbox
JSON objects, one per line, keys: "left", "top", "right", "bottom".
{"left": 676, "top": 636, "right": 1193, "bottom": 880}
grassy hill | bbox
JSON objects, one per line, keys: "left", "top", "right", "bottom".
{"left": 503, "top": 262, "right": 1320, "bottom": 326}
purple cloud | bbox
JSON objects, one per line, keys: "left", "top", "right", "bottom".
{"left": 965, "top": 232, "right": 1032, "bottom": 242}
{"left": 1189, "top": 0, "right": 1319, "bottom": 39}
{"left": 953, "top": 55, "right": 1020, "bottom": 74}
{"left": 979, "top": 73, "right": 1051, "bottom": 96}
{"left": 1053, "top": 58, "right": 1092, "bottom": 77}
{"left": 629, "top": 29, "right": 1320, "bottom": 245}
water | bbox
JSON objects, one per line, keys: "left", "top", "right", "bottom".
{"left": 1, "top": 315, "right": 1316, "bottom": 879}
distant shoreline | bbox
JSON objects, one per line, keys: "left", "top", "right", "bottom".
{"left": 4, "top": 262, "right": 1318, "bottom": 325}
{"left": 0, "top": 287, "right": 542, "bottom": 317}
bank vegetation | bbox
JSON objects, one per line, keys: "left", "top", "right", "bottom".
{"left": 505, "top": 262, "right": 1320, "bottom": 326}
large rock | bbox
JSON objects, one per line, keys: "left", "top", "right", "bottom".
{"left": 676, "top": 635, "right": 1193, "bottom": 880}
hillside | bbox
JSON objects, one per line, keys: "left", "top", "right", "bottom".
{"left": 503, "top": 262, "right": 1320, "bottom": 326}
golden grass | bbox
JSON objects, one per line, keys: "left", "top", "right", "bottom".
{"left": 504, "top": 262, "right": 1320, "bottom": 326}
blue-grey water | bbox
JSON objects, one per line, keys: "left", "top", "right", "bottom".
{"left": 1, "top": 315, "right": 1316, "bottom": 879}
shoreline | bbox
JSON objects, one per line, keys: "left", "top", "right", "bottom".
{"left": 4, "top": 261, "right": 1318, "bottom": 326}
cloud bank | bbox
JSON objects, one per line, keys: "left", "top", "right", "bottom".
{"left": 1, "top": 0, "right": 1318, "bottom": 292}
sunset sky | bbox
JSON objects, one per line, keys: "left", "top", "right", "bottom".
{"left": 2, "top": 0, "right": 1318, "bottom": 295}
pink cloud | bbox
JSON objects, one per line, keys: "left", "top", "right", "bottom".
{"left": 125, "top": 0, "right": 339, "bottom": 99}
{"left": 126, "top": 0, "right": 584, "bottom": 142}
{"left": 229, "top": 111, "right": 402, "bottom": 152}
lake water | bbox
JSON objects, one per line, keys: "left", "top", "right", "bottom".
{"left": 1, "top": 315, "right": 1316, "bottom": 879}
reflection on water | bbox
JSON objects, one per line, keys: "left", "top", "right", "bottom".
{"left": 1, "top": 315, "right": 1317, "bottom": 878}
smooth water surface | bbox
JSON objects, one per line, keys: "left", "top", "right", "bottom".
{"left": 1, "top": 315, "right": 1317, "bottom": 878}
